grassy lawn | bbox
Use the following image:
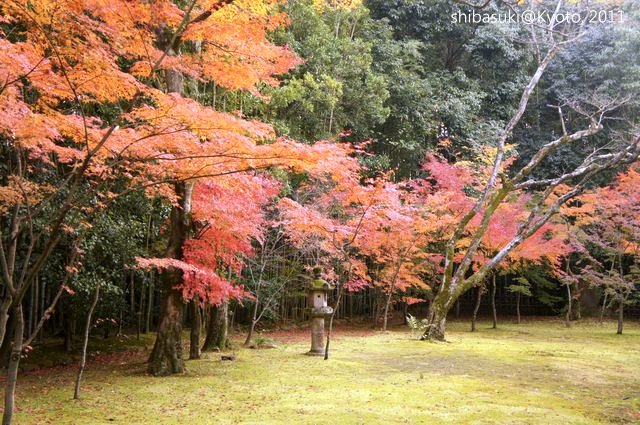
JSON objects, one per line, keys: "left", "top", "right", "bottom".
{"left": 5, "top": 319, "right": 640, "bottom": 424}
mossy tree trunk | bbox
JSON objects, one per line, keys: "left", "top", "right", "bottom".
{"left": 147, "top": 32, "right": 194, "bottom": 375}
{"left": 148, "top": 274, "right": 186, "bottom": 375}
{"left": 147, "top": 182, "right": 193, "bottom": 376}
{"left": 420, "top": 291, "right": 455, "bottom": 341}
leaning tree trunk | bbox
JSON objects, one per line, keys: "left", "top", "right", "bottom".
{"left": 202, "top": 299, "right": 228, "bottom": 352}
{"left": 490, "top": 274, "right": 497, "bottom": 329}
{"left": 189, "top": 299, "right": 201, "bottom": 360}
{"left": 147, "top": 182, "right": 192, "bottom": 376}
{"left": 617, "top": 300, "right": 623, "bottom": 335}
{"left": 243, "top": 298, "right": 260, "bottom": 347}
{"left": 599, "top": 292, "right": 608, "bottom": 322}
{"left": 471, "top": 285, "right": 482, "bottom": 332}
{"left": 74, "top": 284, "right": 100, "bottom": 399}
{"left": 2, "top": 305, "right": 24, "bottom": 425}
{"left": 516, "top": 292, "right": 521, "bottom": 324}
{"left": 324, "top": 283, "right": 344, "bottom": 360}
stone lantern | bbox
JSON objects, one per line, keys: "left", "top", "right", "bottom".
{"left": 307, "top": 266, "right": 334, "bottom": 356}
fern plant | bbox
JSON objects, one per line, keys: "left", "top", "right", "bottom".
{"left": 406, "top": 314, "right": 430, "bottom": 337}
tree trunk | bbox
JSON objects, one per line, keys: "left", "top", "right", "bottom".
{"left": 244, "top": 320, "right": 257, "bottom": 347}
{"left": 26, "top": 287, "right": 33, "bottom": 341}
{"left": 165, "top": 64, "right": 184, "bottom": 95}
{"left": 130, "top": 271, "right": 135, "bottom": 319}
{"left": 325, "top": 283, "right": 344, "bottom": 359}
{"left": 599, "top": 292, "right": 608, "bottom": 322}
{"left": 471, "top": 285, "right": 482, "bottom": 332}
{"left": 230, "top": 301, "right": 237, "bottom": 331}
{"left": 117, "top": 307, "right": 122, "bottom": 336}
{"left": 617, "top": 300, "right": 623, "bottom": 335}
{"left": 565, "top": 282, "right": 572, "bottom": 328}
{"left": 63, "top": 306, "right": 75, "bottom": 352}
{"left": 147, "top": 31, "right": 191, "bottom": 374}
{"left": 420, "top": 297, "right": 449, "bottom": 341}
{"left": 382, "top": 290, "right": 392, "bottom": 331}
{"left": 0, "top": 298, "right": 12, "bottom": 351}
{"left": 147, "top": 282, "right": 184, "bottom": 375}
{"left": 0, "top": 313, "right": 16, "bottom": 365}
{"left": 147, "top": 182, "right": 192, "bottom": 376}
{"left": 145, "top": 273, "right": 154, "bottom": 334}
{"left": 74, "top": 284, "right": 100, "bottom": 399}
{"left": 516, "top": 292, "right": 521, "bottom": 324}
{"left": 138, "top": 277, "right": 145, "bottom": 338}
{"left": 189, "top": 299, "right": 201, "bottom": 360}
{"left": 2, "top": 305, "right": 24, "bottom": 425}
{"left": 564, "top": 259, "right": 572, "bottom": 327}
{"left": 491, "top": 274, "right": 497, "bottom": 329}
{"left": 202, "top": 300, "right": 228, "bottom": 352}
{"left": 243, "top": 298, "right": 259, "bottom": 347}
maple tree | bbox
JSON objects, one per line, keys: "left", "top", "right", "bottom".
{"left": 407, "top": 152, "right": 571, "bottom": 332}
{"left": 278, "top": 175, "right": 377, "bottom": 358}
{"left": 561, "top": 164, "right": 640, "bottom": 334}
{"left": 354, "top": 185, "right": 433, "bottom": 330}
{"left": 0, "top": 0, "right": 363, "bottom": 419}
{"left": 239, "top": 224, "right": 297, "bottom": 347}
{"left": 0, "top": 0, "right": 637, "bottom": 422}
{"left": 482, "top": 195, "right": 570, "bottom": 329}
{"left": 415, "top": 7, "right": 640, "bottom": 341}
{"left": 279, "top": 169, "right": 443, "bottom": 344}
{"left": 137, "top": 173, "right": 281, "bottom": 358}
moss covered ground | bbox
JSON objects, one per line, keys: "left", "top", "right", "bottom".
{"left": 5, "top": 319, "right": 640, "bottom": 424}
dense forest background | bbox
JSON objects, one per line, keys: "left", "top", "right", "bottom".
{"left": 4, "top": 0, "right": 639, "bottom": 356}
